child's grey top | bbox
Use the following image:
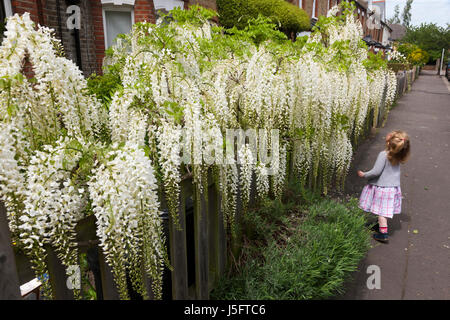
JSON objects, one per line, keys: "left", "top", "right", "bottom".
{"left": 363, "top": 150, "right": 401, "bottom": 187}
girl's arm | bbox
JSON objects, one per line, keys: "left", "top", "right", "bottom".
{"left": 362, "top": 151, "right": 386, "bottom": 179}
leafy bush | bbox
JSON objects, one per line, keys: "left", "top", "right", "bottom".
{"left": 217, "top": 0, "right": 310, "bottom": 36}
{"left": 397, "top": 42, "right": 430, "bottom": 66}
{"left": 408, "top": 48, "right": 429, "bottom": 66}
{"left": 211, "top": 190, "right": 371, "bottom": 300}
{"left": 226, "top": 15, "right": 289, "bottom": 47}
{"left": 86, "top": 69, "right": 121, "bottom": 105}
{"left": 363, "top": 51, "right": 388, "bottom": 72}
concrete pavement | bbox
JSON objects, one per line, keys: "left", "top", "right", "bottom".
{"left": 338, "top": 70, "right": 450, "bottom": 300}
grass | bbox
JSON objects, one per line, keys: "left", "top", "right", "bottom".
{"left": 211, "top": 182, "right": 372, "bottom": 300}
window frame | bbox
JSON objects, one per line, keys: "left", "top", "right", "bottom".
{"left": 102, "top": 4, "right": 135, "bottom": 49}
{"left": 312, "top": 0, "right": 318, "bottom": 18}
{"left": 153, "top": 0, "right": 184, "bottom": 12}
{"left": 101, "top": 0, "right": 135, "bottom": 6}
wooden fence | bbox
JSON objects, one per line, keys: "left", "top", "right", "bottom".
{"left": 395, "top": 66, "right": 419, "bottom": 101}
{"left": 0, "top": 171, "right": 229, "bottom": 300}
{"left": 376, "top": 66, "right": 420, "bottom": 129}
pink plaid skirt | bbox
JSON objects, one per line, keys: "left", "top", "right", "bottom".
{"left": 359, "top": 184, "right": 402, "bottom": 218}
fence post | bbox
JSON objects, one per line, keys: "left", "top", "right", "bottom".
{"left": 0, "top": 201, "right": 21, "bottom": 299}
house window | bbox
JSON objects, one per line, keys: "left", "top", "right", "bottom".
{"left": 102, "top": 3, "right": 134, "bottom": 49}
{"left": 154, "top": 0, "right": 184, "bottom": 19}
{"left": 298, "top": 0, "right": 302, "bottom": 9}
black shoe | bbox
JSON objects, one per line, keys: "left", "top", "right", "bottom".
{"left": 373, "top": 232, "right": 389, "bottom": 243}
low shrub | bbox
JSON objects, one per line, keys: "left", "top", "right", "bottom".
{"left": 217, "top": 0, "right": 310, "bottom": 35}
{"left": 211, "top": 189, "right": 371, "bottom": 300}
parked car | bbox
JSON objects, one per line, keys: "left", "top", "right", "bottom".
{"left": 446, "top": 62, "right": 450, "bottom": 81}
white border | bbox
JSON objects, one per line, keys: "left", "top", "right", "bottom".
{"left": 102, "top": 5, "right": 134, "bottom": 49}
{"left": 3, "top": 0, "right": 13, "bottom": 16}
{"left": 312, "top": 0, "right": 317, "bottom": 18}
{"left": 101, "top": 0, "right": 135, "bottom": 6}
{"left": 153, "top": 0, "right": 184, "bottom": 11}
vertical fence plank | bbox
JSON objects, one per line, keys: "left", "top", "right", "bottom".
{"left": 208, "top": 183, "right": 218, "bottom": 291}
{"left": 168, "top": 179, "right": 189, "bottom": 299}
{"left": 97, "top": 249, "right": 120, "bottom": 300}
{"left": 194, "top": 186, "right": 209, "bottom": 299}
{"left": 0, "top": 201, "right": 21, "bottom": 300}
{"left": 216, "top": 189, "right": 226, "bottom": 280}
{"left": 208, "top": 181, "right": 225, "bottom": 290}
{"left": 45, "top": 246, "right": 74, "bottom": 300}
{"left": 232, "top": 166, "right": 244, "bottom": 258}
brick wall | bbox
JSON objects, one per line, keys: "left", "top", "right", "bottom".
{"left": 10, "top": 0, "right": 101, "bottom": 76}
{"left": 78, "top": 0, "right": 100, "bottom": 76}
{"left": 90, "top": 0, "right": 105, "bottom": 75}
{"left": 10, "top": 0, "right": 41, "bottom": 23}
{"left": 135, "top": 0, "right": 155, "bottom": 23}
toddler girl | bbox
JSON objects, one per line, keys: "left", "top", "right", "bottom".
{"left": 358, "top": 130, "right": 411, "bottom": 243}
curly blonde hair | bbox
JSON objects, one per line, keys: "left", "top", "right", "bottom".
{"left": 386, "top": 130, "right": 411, "bottom": 165}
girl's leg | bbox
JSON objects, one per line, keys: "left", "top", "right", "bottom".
{"left": 378, "top": 216, "right": 388, "bottom": 234}
{"left": 378, "top": 216, "right": 388, "bottom": 229}
{"left": 373, "top": 215, "right": 389, "bottom": 242}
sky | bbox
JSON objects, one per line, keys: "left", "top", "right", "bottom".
{"left": 384, "top": 0, "right": 450, "bottom": 27}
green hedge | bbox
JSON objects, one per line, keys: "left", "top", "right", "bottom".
{"left": 217, "top": 0, "right": 310, "bottom": 35}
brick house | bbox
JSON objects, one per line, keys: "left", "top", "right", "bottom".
{"left": 0, "top": 0, "right": 216, "bottom": 76}
{"left": 287, "top": 0, "right": 391, "bottom": 49}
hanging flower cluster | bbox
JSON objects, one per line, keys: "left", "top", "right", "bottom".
{"left": 88, "top": 142, "right": 167, "bottom": 299}
{"left": 0, "top": 3, "right": 397, "bottom": 300}
{"left": 0, "top": 12, "right": 108, "bottom": 298}
{"left": 389, "top": 50, "right": 408, "bottom": 63}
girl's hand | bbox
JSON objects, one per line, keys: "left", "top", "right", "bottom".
{"left": 357, "top": 170, "right": 365, "bottom": 178}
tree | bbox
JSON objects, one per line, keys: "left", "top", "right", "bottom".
{"left": 401, "top": 0, "right": 414, "bottom": 29}
{"left": 402, "top": 23, "right": 450, "bottom": 64}
{"left": 387, "top": 4, "right": 400, "bottom": 25}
